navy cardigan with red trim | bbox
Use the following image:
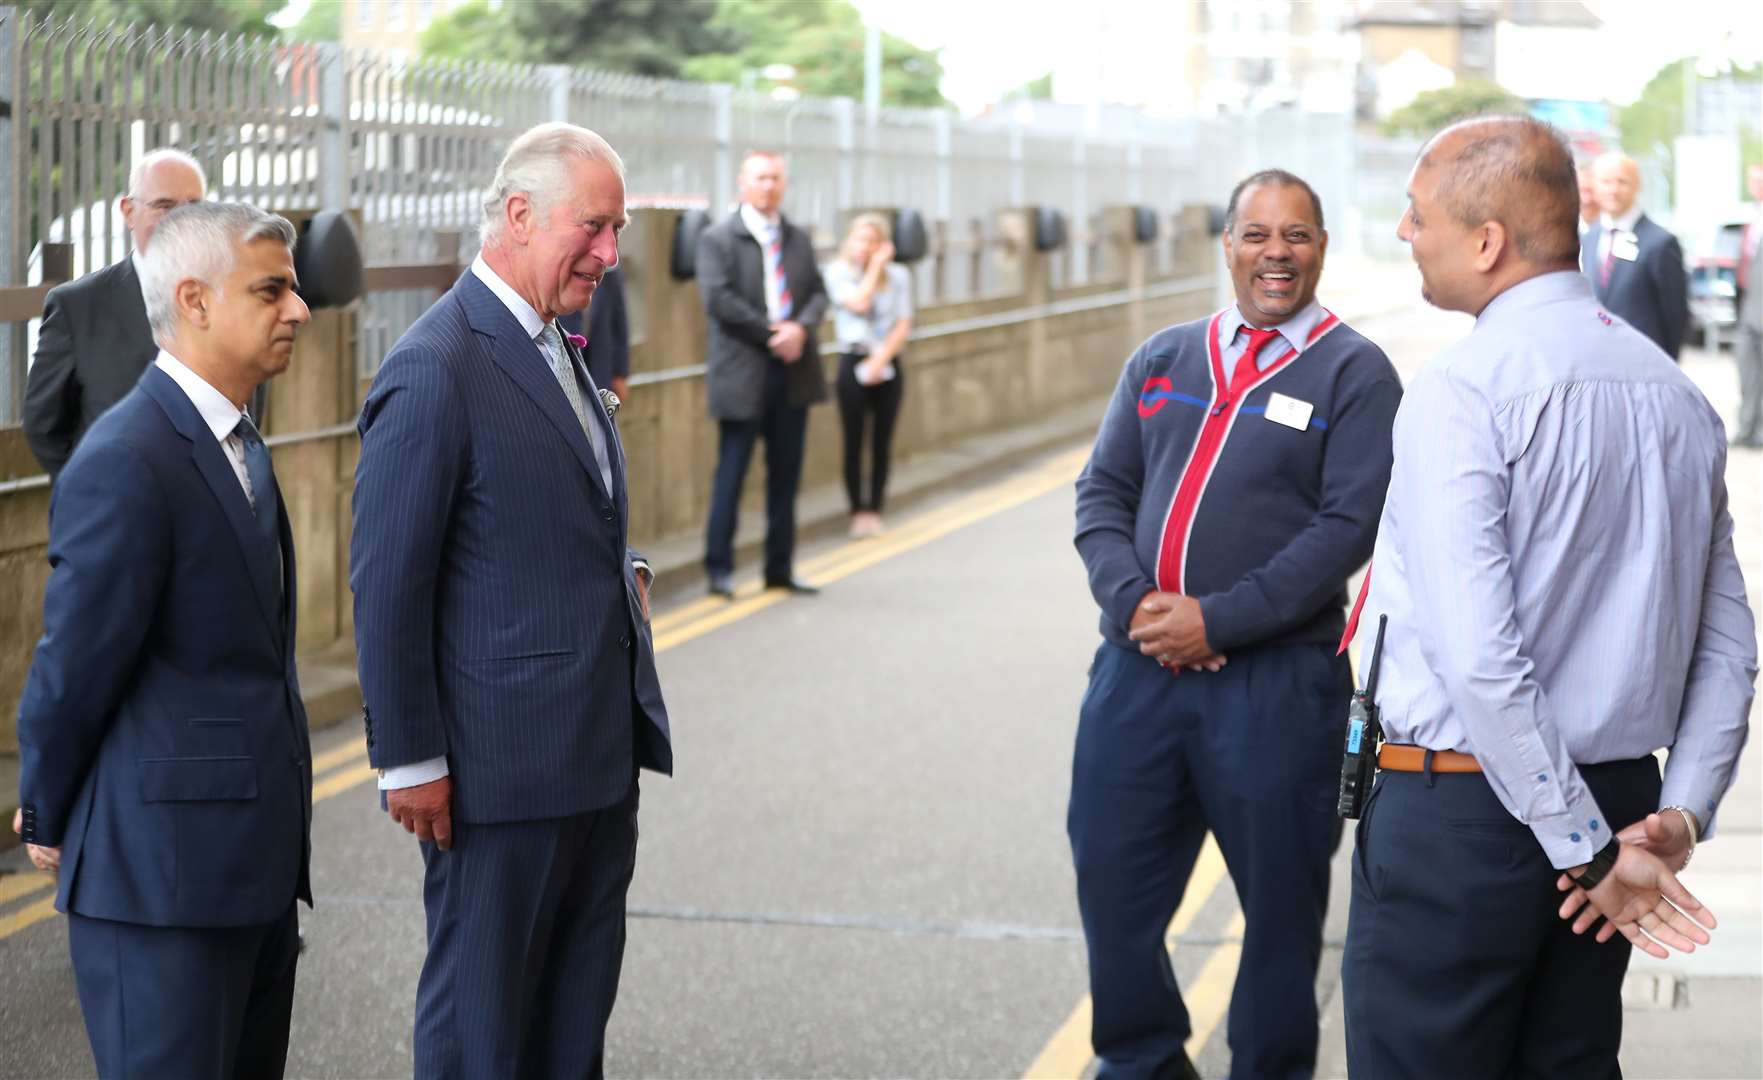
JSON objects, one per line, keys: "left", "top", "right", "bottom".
{"left": 1075, "top": 309, "right": 1402, "bottom": 653}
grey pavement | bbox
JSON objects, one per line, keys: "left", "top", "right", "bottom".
{"left": 2, "top": 265, "right": 1760, "bottom": 1079}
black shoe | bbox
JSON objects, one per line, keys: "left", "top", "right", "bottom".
{"left": 764, "top": 577, "right": 819, "bottom": 595}
{"left": 708, "top": 572, "right": 735, "bottom": 598}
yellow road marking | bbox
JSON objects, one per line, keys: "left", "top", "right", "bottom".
{"left": 0, "top": 871, "right": 54, "bottom": 907}
{"left": 652, "top": 449, "right": 1088, "bottom": 637}
{"left": 311, "top": 736, "right": 368, "bottom": 777}
{"left": 1183, "top": 908, "right": 1248, "bottom": 1063}
{"left": 1022, "top": 837, "right": 1231, "bottom": 1078}
{"left": 312, "top": 760, "right": 378, "bottom": 803}
{"left": 307, "top": 449, "right": 1090, "bottom": 815}
{"left": 0, "top": 896, "right": 59, "bottom": 941}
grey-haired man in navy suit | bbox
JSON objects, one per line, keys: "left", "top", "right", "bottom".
{"left": 352, "top": 122, "right": 671, "bottom": 1078}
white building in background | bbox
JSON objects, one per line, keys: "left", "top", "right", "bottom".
{"left": 1049, "top": 0, "right": 1361, "bottom": 117}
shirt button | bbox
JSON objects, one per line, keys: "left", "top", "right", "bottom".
{"left": 1570, "top": 832, "right": 1582, "bottom": 843}
{"left": 1590, "top": 819, "right": 1600, "bottom": 831}
{"left": 1536, "top": 774, "right": 1548, "bottom": 782}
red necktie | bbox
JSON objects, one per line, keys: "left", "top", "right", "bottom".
{"left": 1338, "top": 563, "right": 1372, "bottom": 655}
{"left": 1599, "top": 227, "right": 1617, "bottom": 287}
{"left": 1230, "top": 327, "right": 1282, "bottom": 401}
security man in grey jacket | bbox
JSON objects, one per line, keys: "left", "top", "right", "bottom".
{"left": 696, "top": 150, "right": 830, "bottom": 597}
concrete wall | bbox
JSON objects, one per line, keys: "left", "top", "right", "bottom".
{"left": 0, "top": 204, "right": 1217, "bottom": 757}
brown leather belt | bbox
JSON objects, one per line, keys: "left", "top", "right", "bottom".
{"left": 1378, "top": 744, "right": 1482, "bottom": 773}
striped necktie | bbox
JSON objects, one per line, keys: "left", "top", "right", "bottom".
{"left": 537, "top": 322, "right": 614, "bottom": 493}
{"left": 767, "top": 223, "right": 794, "bottom": 320}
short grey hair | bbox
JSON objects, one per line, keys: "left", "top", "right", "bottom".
{"left": 128, "top": 147, "right": 207, "bottom": 197}
{"left": 481, "top": 122, "right": 625, "bottom": 245}
{"left": 138, "top": 202, "right": 297, "bottom": 343}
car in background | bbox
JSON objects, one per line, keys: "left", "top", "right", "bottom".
{"left": 1688, "top": 221, "right": 1746, "bottom": 349}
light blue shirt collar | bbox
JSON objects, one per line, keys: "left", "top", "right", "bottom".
{"left": 1218, "top": 298, "right": 1327, "bottom": 359}
{"left": 1475, "top": 270, "right": 1591, "bottom": 330}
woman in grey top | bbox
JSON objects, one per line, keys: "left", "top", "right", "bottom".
{"left": 825, "top": 213, "right": 914, "bottom": 538}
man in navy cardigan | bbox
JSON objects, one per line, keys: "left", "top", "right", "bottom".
{"left": 352, "top": 123, "right": 671, "bottom": 1078}
{"left": 1070, "top": 170, "right": 1401, "bottom": 1080}
{"left": 15, "top": 201, "right": 313, "bottom": 1079}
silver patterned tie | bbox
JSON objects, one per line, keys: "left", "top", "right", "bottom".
{"left": 536, "top": 322, "right": 614, "bottom": 493}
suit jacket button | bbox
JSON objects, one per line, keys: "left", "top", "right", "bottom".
{"left": 620, "top": 635, "right": 631, "bottom": 649}
{"left": 600, "top": 504, "right": 615, "bottom": 521}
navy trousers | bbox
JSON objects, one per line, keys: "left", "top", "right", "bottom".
{"left": 704, "top": 362, "right": 808, "bottom": 583}
{"left": 67, "top": 904, "right": 299, "bottom": 1080}
{"left": 1343, "top": 755, "right": 1661, "bottom": 1079}
{"left": 1068, "top": 640, "right": 1349, "bottom": 1080}
{"left": 413, "top": 780, "right": 640, "bottom": 1080}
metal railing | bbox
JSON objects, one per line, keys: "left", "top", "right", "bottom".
{"left": 0, "top": 5, "right": 1397, "bottom": 426}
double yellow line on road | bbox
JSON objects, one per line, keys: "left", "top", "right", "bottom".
{"left": 0, "top": 446, "right": 1089, "bottom": 946}
{"left": 1022, "top": 838, "right": 1243, "bottom": 1078}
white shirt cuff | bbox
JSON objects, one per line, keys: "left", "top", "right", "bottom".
{"left": 377, "top": 756, "right": 450, "bottom": 790}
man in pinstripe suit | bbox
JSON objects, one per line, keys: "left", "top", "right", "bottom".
{"left": 351, "top": 123, "right": 672, "bottom": 1078}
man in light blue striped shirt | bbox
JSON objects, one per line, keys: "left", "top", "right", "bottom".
{"left": 1342, "top": 116, "right": 1757, "bottom": 1079}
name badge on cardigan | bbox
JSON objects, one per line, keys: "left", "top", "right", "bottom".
{"left": 1265, "top": 392, "right": 1314, "bottom": 431}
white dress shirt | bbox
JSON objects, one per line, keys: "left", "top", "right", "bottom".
{"left": 740, "top": 202, "right": 785, "bottom": 323}
{"left": 1595, "top": 205, "right": 1644, "bottom": 265}
{"left": 153, "top": 350, "right": 252, "bottom": 501}
{"left": 1362, "top": 271, "right": 1756, "bottom": 869}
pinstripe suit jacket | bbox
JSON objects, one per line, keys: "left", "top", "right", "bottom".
{"left": 351, "top": 271, "right": 672, "bottom": 825}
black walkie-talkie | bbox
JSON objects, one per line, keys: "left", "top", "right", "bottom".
{"left": 1337, "top": 614, "right": 1388, "bottom": 820}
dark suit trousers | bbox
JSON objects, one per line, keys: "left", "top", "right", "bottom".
{"left": 1343, "top": 756, "right": 1661, "bottom": 1079}
{"left": 67, "top": 904, "right": 299, "bottom": 1080}
{"left": 414, "top": 780, "right": 640, "bottom": 1080}
{"left": 704, "top": 361, "right": 808, "bottom": 582}
{"left": 1067, "top": 641, "right": 1348, "bottom": 1080}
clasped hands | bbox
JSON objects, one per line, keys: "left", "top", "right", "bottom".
{"left": 1129, "top": 590, "right": 1226, "bottom": 673}
{"left": 1556, "top": 810, "right": 1716, "bottom": 959}
{"left": 767, "top": 320, "right": 807, "bottom": 363}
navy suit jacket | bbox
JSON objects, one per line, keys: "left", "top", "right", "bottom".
{"left": 1582, "top": 213, "right": 1690, "bottom": 359}
{"left": 16, "top": 365, "right": 312, "bottom": 928}
{"left": 351, "top": 271, "right": 672, "bottom": 825}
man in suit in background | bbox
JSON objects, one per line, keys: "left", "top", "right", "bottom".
{"left": 1733, "top": 163, "right": 1763, "bottom": 449}
{"left": 24, "top": 148, "right": 207, "bottom": 478}
{"left": 583, "top": 264, "right": 631, "bottom": 402}
{"left": 697, "top": 150, "right": 829, "bottom": 597}
{"left": 351, "top": 122, "right": 672, "bottom": 1078}
{"left": 1582, "top": 151, "right": 1689, "bottom": 360}
{"left": 1577, "top": 163, "right": 1598, "bottom": 237}
{"left": 14, "top": 201, "right": 313, "bottom": 1079}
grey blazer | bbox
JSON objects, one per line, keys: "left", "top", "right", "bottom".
{"left": 696, "top": 210, "right": 829, "bottom": 420}
{"left": 24, "top": 258, "right": 158, "bottom": 479}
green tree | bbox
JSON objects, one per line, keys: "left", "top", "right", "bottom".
{"left": 1382, "top": 79, "right": 1526, "bottom": 137}
{"left": 1619, "top": 58, "right": 1763, "bottom": 204}
{"left": 418, "top": 0, "right": 519, "bottom": 62}
{"left": 1003, "top": 72, "right": 1054, "bottom": 103}
{"left": 288, "top": 0, "right": 341, "bottom": 41}
{"left": 15, "top": 0, "right": 288, "bottom": 37}
{"left": 682, "top": 0, "right": 945, "bottom": 107}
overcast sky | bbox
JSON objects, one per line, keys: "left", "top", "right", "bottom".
{"left": 851, "top": 0, "right": 1763, "bottom": 112}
